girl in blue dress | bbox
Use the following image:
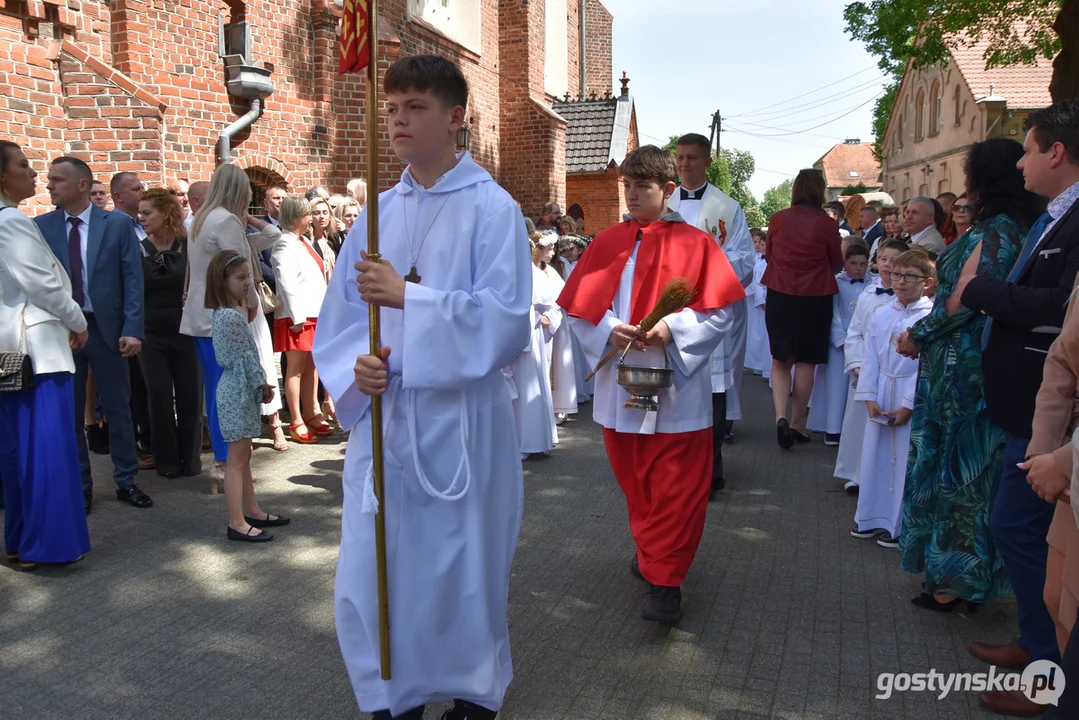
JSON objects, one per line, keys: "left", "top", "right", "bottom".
{"left": 205, "top": 250, "right": 290, "bottom": 542}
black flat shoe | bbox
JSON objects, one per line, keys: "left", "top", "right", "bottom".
{"left": 245, "top": 513, "right": 290, "bottom": 528}
{"left": 911, "top": 592, "right": 978, "bottom": 613}
{"left": 777, "top": 419, "right": 793, "bottom": 450}
{"left": 227, "top": 526, "right": 273, "bottom": 542}
{"left": 791, "top": 429, "right": 812, "bottom": 444}
{"left": 116, "top": 484, "right": 153, "bottom": 508}
{"left": 160, "top": 468, "right": 182, "bottom": 479}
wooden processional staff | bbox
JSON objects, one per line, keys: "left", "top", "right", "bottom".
{"left": 340, "top": 0, "right": 391, "bottom": 680}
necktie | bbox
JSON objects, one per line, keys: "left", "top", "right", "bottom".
{"left": 981, "top": 211, "right": 1054, "bottom": 349}
{"left": 875, "top": 287, "right": 894, "bottom": 296}
{"left": 68, "top": 216, "right": 85, "bottom": 307}
{"left": 852, "top": 278, "right": 866, "bottom": 284}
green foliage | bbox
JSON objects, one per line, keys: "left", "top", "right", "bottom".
{"left": 844, "top": 1, "right": 1060, "bottom": 149}
{"left": 840, "top": 183, "right": 871, "bottom": 196}
{"left": 760, "top": 179, "right": 794, "bottom": 224}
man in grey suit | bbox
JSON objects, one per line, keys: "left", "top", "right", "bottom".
{"left": 904, "top": 196, "right": 946, "bottom": 254}
{"left": 35, "top": 157, "right": 152, "bottom": 512}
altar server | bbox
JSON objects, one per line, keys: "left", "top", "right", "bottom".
{"left": 834, "top": 238, "right": 908, "bottom": 492}
{"left": 851, "top": 250, "right": 935, "bottom": 547}
{"left": 312, "top": 56, "right": 529, "bottom": 720}
{"left": 808, "top": 240, "right": 870, "bottom": 443}
{"left": 559, "top": 145, "right": 744, "bottom": 623}
{"left": 744, "top": 229, "right": 771, "bottom": 378}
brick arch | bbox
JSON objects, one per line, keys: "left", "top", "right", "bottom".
{"left": 230, "top": 153, "right": 297, "bottom": 189}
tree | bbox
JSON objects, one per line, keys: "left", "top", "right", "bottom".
{"left": 760, "top": 179, "right": 794, "bottom": 224}
{"left": 840, "top": 183, "right": 871, "bottom": 196}
{"left": 844, "top": 0, "right": 1077, "bottom": 154}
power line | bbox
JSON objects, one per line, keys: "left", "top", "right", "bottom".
{"left": 733, "top": 95, "right": 885, "bottom": 137}
{"left": 726, "top": 66, "right": 879, "bottom": 118}
{"left": 734, "top": 77, "right": 886, "bottom": 123}
{"left": 725, "top": 92, "right": 884, "bottom": 138}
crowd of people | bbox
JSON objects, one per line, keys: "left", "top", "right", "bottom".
{"left": 4, "top": 48, "right": 1079, "bottom": 718}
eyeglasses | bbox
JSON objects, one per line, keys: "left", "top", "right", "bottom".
{"left": 892, "top": 272, "right": 928, "bottom": 284}
{"left": 953, "top": 204, "right": 972, "bottom": 212}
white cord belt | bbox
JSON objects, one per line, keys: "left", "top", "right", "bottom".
{"left": 361, "top": 376, "right": 473, "bottom": 514}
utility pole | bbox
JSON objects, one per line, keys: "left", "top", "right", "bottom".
{"left": 709, "top": 109, "right": 722, "bottom": 153}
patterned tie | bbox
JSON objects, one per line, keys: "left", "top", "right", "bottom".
{"left": 981, "top": 211, "right": 1054, "bottom": 349}
{"left": 68, "top": 216, "right": 85, "bottom": 307}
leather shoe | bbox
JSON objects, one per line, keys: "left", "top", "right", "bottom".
{"left": 968, "top": 641, "right": 1029, "bottom": 670}
{"left": 245, "top": 513, "right": 290, "bottom": 528}
{"left": 976, "top": 690, "right": 1043, "bottom": 717}
{"left": 227, "top": 526, "right": 273, "bottom": 543}
{"left": 115, "top": 484, "right": 153, "bottom": 508}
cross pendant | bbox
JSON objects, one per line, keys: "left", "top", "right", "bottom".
{"left": 404, "top": 265, "right": 421, "bottom": 284}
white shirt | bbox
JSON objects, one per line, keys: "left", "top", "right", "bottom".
{"left": 64, "top": 204, "right": 94, "bottom": 312}
{"left": 119, "top": 209, "right": 147, "bottom": 241}
{"left": 183, "top": 215, "right": 193, "bottom": 232}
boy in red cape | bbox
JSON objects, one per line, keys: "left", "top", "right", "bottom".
{"left": 558, "top": 145, "right": 744, "bottom": 623}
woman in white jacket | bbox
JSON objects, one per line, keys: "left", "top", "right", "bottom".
{"left": 0, "top": 141, "right": 91, "bottom": 569}
{"left": 271, "top": 197, "right": 329, "bottom": 444}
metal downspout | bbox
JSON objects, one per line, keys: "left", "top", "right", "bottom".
{"left": 218, "top": 98, "right": 262, "bottom": 165}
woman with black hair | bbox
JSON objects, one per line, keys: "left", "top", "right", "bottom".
{"left": 895, "top": 137, "right": 1047, "bottom": 611}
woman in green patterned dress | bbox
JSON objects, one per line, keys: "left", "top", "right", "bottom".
{"left": 896, "top": 138, "right": 1047, "bottom": 611}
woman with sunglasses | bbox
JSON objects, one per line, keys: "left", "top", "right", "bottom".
{"left": 951, "top": 194, "right": 973, "bottom": 240}
{"left": 137, "top": 187, "right": 203, "bottom": 478}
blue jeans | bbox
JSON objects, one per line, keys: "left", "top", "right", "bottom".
{"left": 989, "top": 431, "right": 1061, "bottom": 664}
{"left": 73, "top": 314, "right": 138, "bottom": 490}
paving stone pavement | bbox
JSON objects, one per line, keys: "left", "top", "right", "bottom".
{"left": 1, "top": 376, "right": 1025, "bottom": 719}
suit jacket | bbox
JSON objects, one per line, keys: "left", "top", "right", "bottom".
{"left": 0, "top": 197, "right": 87, "bottom": 374}
{"left": 35, "top": 204, "right": 143, "bottom": 349}
{"left": 762, "top": 203, "right": 843, "bottom": 297}
{"left": 965, "top": 199, "right": 1079, "bottom": 437}
{"left": 863, "top": 220, "right": 884, "bottom": 245}
{"left": 911, "top": 226, "right": 945, "bottom": 254}
{"left": 272, "top": 232, "right": 329, "bottom": 324}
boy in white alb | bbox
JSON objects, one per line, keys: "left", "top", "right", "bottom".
{"left": 808, "top": 241, "right": 869, "bottom": 444}
{"left": 744, "top": 229, "right": 772, "bottom": 379}
{"left": 834, "top": 238, "right": 909, "bottom": 493}
{"left": 851, "top": 250, "right": 936, "bottom": 548}
{"left": 312, "top": 56, "right": 530, "bottom": 720}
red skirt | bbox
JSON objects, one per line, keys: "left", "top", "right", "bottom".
{"left": 273, "top": 318, "right": 317, "bottom": 353}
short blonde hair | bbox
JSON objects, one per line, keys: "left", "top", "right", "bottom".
{"left": 279, "top": 196, "right": 312, "bottom": 233}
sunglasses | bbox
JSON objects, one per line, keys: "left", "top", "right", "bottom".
{"left": 953, "top": 204, "right": 972, "bottom": 212}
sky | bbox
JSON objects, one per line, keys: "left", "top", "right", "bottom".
{"left": 600, "top": 0, "right": 890, "bottom": 199}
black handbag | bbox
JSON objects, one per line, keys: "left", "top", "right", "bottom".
{"left": 0, "top": 307, "right": 33, "bottom": 392}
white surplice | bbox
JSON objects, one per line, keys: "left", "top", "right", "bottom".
{"left": 510, "top": 264, "right": 558, "bottom": 454}
{"left": 559, "top": 258, "right": 594, "bottom": 401}
{"left": 311, "top": 153, "right": 531, "bottom": 716}
{"left": 807, "top": 272, "right": 867, "bottom": 434}
{"left": 853, "top": 296, "right": 932, "bottom": 535}
{"left": 568, "top": 241, "right": 732, "bottom": 435}
{"left": 744, "top": 253, "right": 771, "bottom": 376}
{"left": 834, "top": 276, "right": 893, "bottom": 484}
{"left": 543, "top": 265, "right": 578, "bottom": 415}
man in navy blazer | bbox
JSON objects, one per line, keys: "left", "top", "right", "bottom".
{"left": 35, "top": 157, "right": 152, "bottom": 511}
{"left": 860, "top": 204, "right": 884, "bottom": 245}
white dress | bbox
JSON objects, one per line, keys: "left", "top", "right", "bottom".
{"left": 510, "top": 264, "right": 558, "bottom": 454}
{"left": 807, "top": 272, "right": 865, "bottom": 434}
{"left": 744, "top": 254, "right": 771, "bottom": 376}
{"left": 544, "top": 265, "right": 577, "bottom": 415}
{"left": 853, "top": 296, "right": 932, "bottom": 535}
{"left": 311, "top": 153, "right": 530, "bottom": 716}
{"left": 834, "top": 277, "right": 892, "bottom": 484}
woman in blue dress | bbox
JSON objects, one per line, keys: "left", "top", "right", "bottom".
{"left": 205, "top": 250, "right": 290, "bottom": 543}
{"left": 896, "top": 138, "right": 1047, "bottom": 610}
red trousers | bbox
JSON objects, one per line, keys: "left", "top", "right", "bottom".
{"left": 603, "top": 427, "right": 713, "bottom": 587}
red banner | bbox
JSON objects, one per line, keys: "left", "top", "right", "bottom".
{"left": 339, "top": 0, "right": 370, "bottom": 74}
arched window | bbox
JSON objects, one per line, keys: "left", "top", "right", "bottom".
{"left": 929, "top": 80, "right": 941, "bottom": 134}
{"left": 915, "top": 88, "right": 926, "bottom": 140}
{"left": 897, "top": 115, "right": 904, "bottom": 148}
{"left": 953, "top": 85, "right": 962, "bottom": 125}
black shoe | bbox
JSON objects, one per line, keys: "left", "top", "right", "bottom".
{"left": 227, "top": 526, "right": 273, "bottom": 543}
{"left": 777, "top": 419, "right": 793, "bottom": 450}
{"left": 723, "top": 428, "right": 734, "bottom": 443}
{"left": 844, "top": 480, "right": 859, "bottom": 495}
{"left": 877, "top": 533, "right": 900, "bottom": 548}
{"left": 442, "top": 700, "right": 498, "bottom": 720}
{"left": 159, "top": 468, "right": 182, "bottom": 479}
{"left": 84, "top": 490, "right": 93, "bottom": 515}
{"left": 86, "top": 422, "right": 110, "bottom": 455}
{"left": 115, "top": 484, "right": 153, "bottom": 508}
{"left": 630, "top": 554, "right": 644, "bottom": 582}
{"left": 791, "top": 428, "right": 812, "bottom": 444}
{"left": 911, "top": 592, "right": 978, "bottom": 613}
{"left": 850, "top": 525, "right": 881, "bottom": 539}
{"left": 245, "top": 513, "right": 291, "bottom": 528}
{"left": 824, "top": 433, "right": 841, "bottom": 446}
{"left": 641, "top": 585, "right": 682, "bottom": 623}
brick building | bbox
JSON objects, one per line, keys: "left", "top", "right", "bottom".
{"left": 1, "top": 0, "right": 632, "bottom": 224}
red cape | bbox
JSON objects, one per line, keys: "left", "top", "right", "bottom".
{"left": 557, "top": 219, "right": 745, "bottom": 325}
